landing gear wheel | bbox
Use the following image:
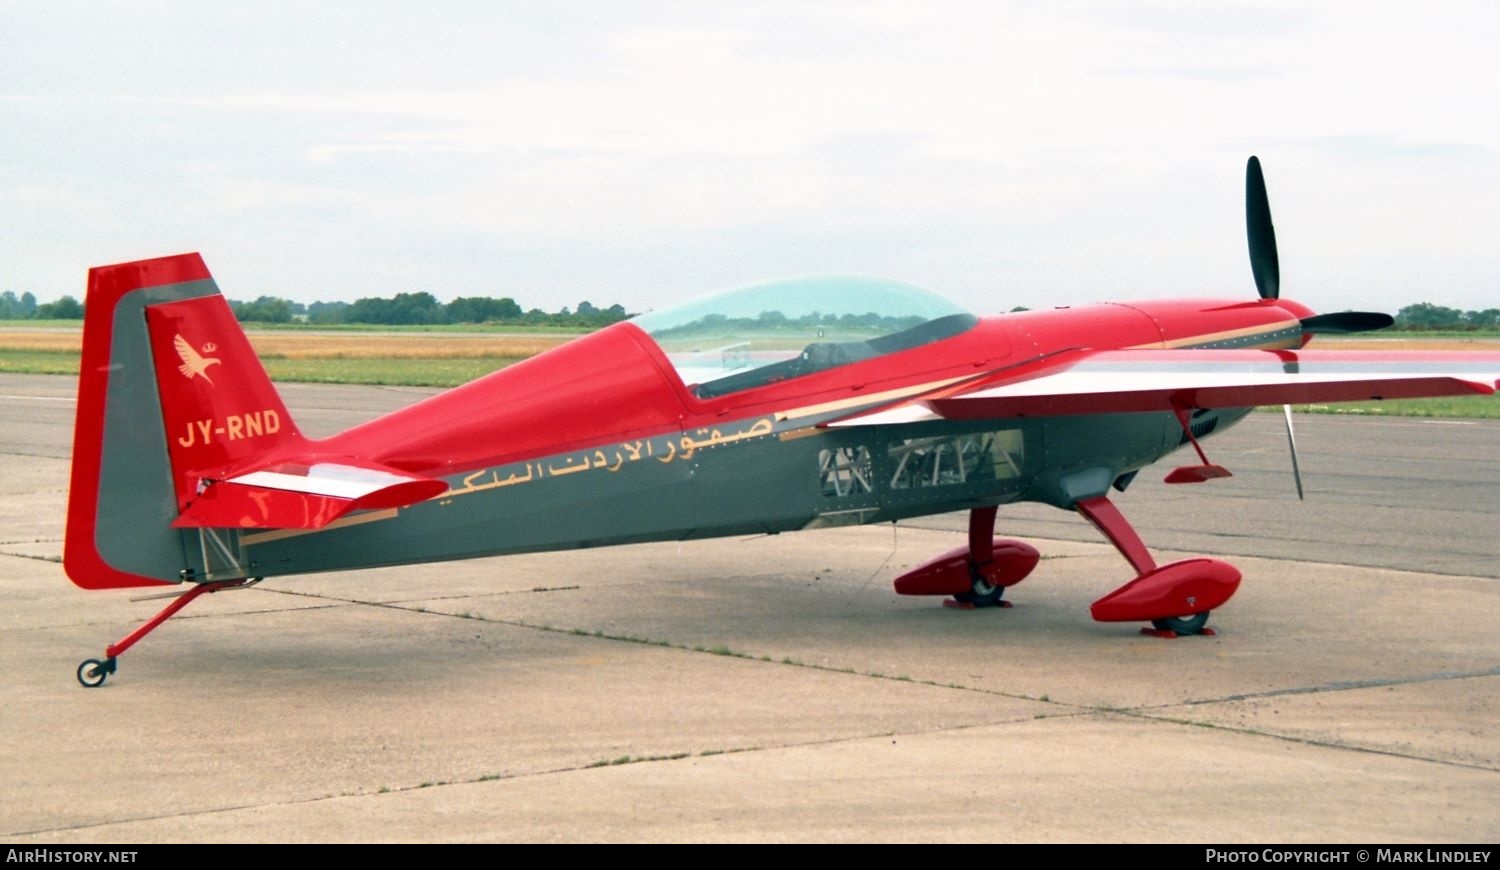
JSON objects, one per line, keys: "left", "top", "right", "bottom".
{"left": 77, "top": 658, "right": 113, "bottom": 688}
{"left": 953, "top": 570, "right": 1005, "bottom": 608}
{"left": 1151, "top": 611, "right": 1210, "bottom": 635}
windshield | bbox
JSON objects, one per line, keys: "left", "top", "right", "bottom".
{"left": 632, "top": 276, "right": 977, "bottom": 399}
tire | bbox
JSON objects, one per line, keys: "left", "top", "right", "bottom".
{"left": 1151, "top": 611, "right": 1210, "bottom": 635}
{"left": 953, "top": 571, "right": 1005, "bottom": 608}
{"left": 77, "top": 659, "right": 109, "bottom": 688}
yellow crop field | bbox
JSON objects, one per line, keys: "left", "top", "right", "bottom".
{"left": 0, "top": 329, "right": 570, "bottom": 359}
{"left": 248, "top": 333, "right": 569, "bottom": 360}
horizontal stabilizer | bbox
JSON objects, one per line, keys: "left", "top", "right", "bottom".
{"left": 174, "top": 462, "right": 447, "bottom": 530}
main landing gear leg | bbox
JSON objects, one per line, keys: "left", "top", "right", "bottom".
{"left": 76, "top": 579, "right": 251, "bottom": 687}
{"left": 891, "top": 506, "right": 1040, "bottom": 608}
{"left": 1073, "top": 496, "right": 1241, "bottom": 637}
{"left": 949, "top": 505, "right": 1009, "bottom": 609}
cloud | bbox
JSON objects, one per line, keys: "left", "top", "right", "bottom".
{"left": 3, "top": 3, "right": 1498, "bottom": 312}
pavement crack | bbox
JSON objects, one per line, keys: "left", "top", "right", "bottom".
{"left": 7, "top": 713, "right": 1102, "bottom": 838}
{"left": 367, "top": 584, "right": 583, "bottom": 605}
{"left": 264, "top": 585, "right": 599, "bottom": 610}
{"left": 0, "top": 550, "right": 61, "bottom": 563}
{"left": 1112, "top": 708, "right": 1500, "bottom": 774}
{"left": 1162, "top": 666, "right": 1500, "bottom": 708}
{"left": 263, "top": 587, "right": 1093, "bottom": 711}
{"left": 14, "top": 592, "right": 348, "bottom": 634}
{"left": 238, "top": 587, "right": 1500, "bottom": 777}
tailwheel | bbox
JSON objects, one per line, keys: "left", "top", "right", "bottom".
{"left": 77, "top": 657, "right": 116, "bottom": 688}
{"left": 1148, "top": 611, "right": 1213, "bottom": 637}
{"left": 73, "top": 579, "right": 250, "bottom": 686}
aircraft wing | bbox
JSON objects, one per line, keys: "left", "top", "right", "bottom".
{"left": 829, "top": 349, "right": 1500, "bottom": 425}
{"left": 173, "top": 461, "right": 448, "bottom": 530}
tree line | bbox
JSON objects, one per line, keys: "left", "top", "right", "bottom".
{"left": 1388, "top": 302, "right": 1500, "bottom": 331}
{"left": 226, "top": 292, "right": 632, "bottom": 327}
{"left": 653, "top": 310, "right": 929, "bottom": 337}
{"left": 0, "top": 289, "right": 632, "bottom": 327}
{"left": 0, "top": 291, "right": 84, "bottom": 319}
{"left": 2, "top": 289, "right": 1496, "bottom": 330}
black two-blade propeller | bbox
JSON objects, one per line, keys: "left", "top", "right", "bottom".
{"left": 1244, "top": 155, "right": 1393, "bottom": 500}
{"left": 1245, "top": 155, "right": 1393, "bottom": 334}
{"left": 1246, "top": 155, "right": 1281, "bottom": 301}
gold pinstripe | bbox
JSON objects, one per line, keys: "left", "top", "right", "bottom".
{"left": 1130, "top": 320, "right": 1301, "bottom": 350}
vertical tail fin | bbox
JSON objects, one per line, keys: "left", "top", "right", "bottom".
{"left": 64, "top": 253, "right": 303, "bottom": 589}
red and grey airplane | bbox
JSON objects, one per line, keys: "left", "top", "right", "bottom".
{"left": 66, "top": 158, "right": 1500, "bottom": 685}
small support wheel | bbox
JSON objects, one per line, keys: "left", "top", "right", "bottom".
{"left": 952, "top": 565, "right": 1005, "bottom": 608}
{"left": 77, "top": 657, "right": 114, "bottom": 688}
{"left": 1151, "top": 612, "right": 1210, "bottom": 635}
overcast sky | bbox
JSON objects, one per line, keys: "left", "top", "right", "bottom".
{"left": 3, "top": 1, "right": 1497, "bottom": 316}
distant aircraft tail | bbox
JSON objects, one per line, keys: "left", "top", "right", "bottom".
{"left": 64, "top": 253, "right": 443, "bottom": 590}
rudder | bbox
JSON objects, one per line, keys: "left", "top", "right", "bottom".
{"left": 64, "top": 253, "right": 303, "bottom": 589}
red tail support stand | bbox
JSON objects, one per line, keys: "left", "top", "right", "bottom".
{"left": 1074, "top": 496, "right": 1240, "bottom": 636}
{"left": 76, "top": 580, "right": 250, "bottom": 687}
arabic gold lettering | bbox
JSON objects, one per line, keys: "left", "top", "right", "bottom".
{"left": 453, "top": 469, "right": 488, "bottom": 495}
{"left": 493, "top": 464, "right": 534, "bottom": 488}
{"left": 622, "top": 441, "right": 643, "bottom": 461}
{"left": 656, "top": 440, "right": 675, "bottom": 463}
{"left": 548, "top": 455, "right": 592, "bottom": 476}
{"left": 607, "top": 451, "right": 624, "bottom": 472}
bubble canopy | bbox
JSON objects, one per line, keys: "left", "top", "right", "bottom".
{"left": 632, "top": 276, "right": 978, "bottom": 399}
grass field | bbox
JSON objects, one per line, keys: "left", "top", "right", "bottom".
{"left": 1280, "top": 396, "right": 1498, "bottom": 419}
{"left": 0, "top": 318, "right": 591, "bottom": 334}
{"left": 0, "top": 330, "right": 573, "bottom": 387}
{"left": 3, "top": 325, "right": 1496, "bottom": 415}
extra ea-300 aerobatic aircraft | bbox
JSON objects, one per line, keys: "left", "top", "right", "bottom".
{"left": 66, "top": 158, "right": 1500, "bottom": 686}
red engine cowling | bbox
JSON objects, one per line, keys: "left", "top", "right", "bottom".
{"left": 1089, "top": 558, "right": 1241, "bottom": 622}
{"left": 893, "top": 539, "right": 1041, "bottom": 596}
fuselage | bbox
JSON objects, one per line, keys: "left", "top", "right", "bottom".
{"left": 229, "top": 296, "right": 1315, "bottom": 580}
